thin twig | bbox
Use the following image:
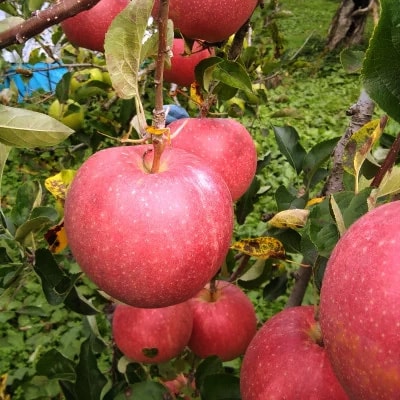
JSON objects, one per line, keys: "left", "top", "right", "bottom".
{"left": 0, "top": 0, "right": 102, "bottom": 49}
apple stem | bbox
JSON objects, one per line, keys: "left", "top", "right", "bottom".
{"left": 150, "top": 0, "right": 169, "bottom": 173}
{"left": 209, "top": 277, "right": 218, "bottom": 301}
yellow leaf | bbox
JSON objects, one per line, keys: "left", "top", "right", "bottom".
{"left": 45, "top": 169, "right": 76, "bottom": 205}
{"left": 306, "top": 197, "right": 325, "bottom": 207}
{"left": 190, "top": 81, "right": 204, "bottom": 105}
{"left": 44, "top": 220, "right": 68, "bottom": 254}
{"left": 145, "top": 125, "right": 170, "bottom": 137}
{"left": 231, "top": 237, "right": 285, "bottom": 260}
{"left": 267, "top": 209, "right": 310, "bottom": 229}
{"left": 0, "top": 374, "right": 10, "bottom": 400}
{"left": 343, "top": 117, "right": 386, "bottom": 193}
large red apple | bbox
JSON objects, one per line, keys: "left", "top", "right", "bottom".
{"left": 187, "top": 280, "right": 257, "bottom": 361}
{"left": 170, "top": 118, "right": 257, "bottom": 201}
{"left": 319, "top": 201, "right": 400, "bottom": 400}
{"left": 164, "top": 39, "right": 212, "bottom": 87}
{"left": 152, "top": 0, "right": 258, "bottom": 43}
{"left": 61, "top": 0, "right": 129, "bottom": 52}
{"left": 240, "top": 306, "right": 349, "bottom": 400}
{"left": 64, "top": 145, "right": 233, "bottom": 308}
{"left": 112, "top": 302, "right": 193, "bottom": 363}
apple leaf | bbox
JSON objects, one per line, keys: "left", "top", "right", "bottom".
{"left": 104, "top": 0, "right": 153, "bottom": 100}
{"left": 362, "top": 0, "right": 400, "bottom": 123}
{"left": 267, "top": 209, "right": 310, "bottom": 229}
{"left": 74, "top": 338, "right": 108, "bottom": 400}
{"left": 0, "top": 16, "right": 24, "bottom": 32}
{"left": 36, "top": 349, "right": 76, "bottom": 381}
{"left": 45, "top": 169, "right": 76, "bottom": 205}
{"left": 302, "top": 137, "right": 338, "bottom": 188}
{"left": 113, "top": 382, "right": 169, "bottom": 400}
{"left": 212, "top": 59, "right": 252, "bottom": 92}
{"left": 10, "top": 181, "right": 42, "bottom": 227}
{"left": 0, "top": 105, "right": 73, "bottom": 147}
{"left": 263, "top": 275, "right": 289, "bottom": 301}
{"left": 199, "top": 374, "right": 241, "bottom": 400}
{"left": 273, "top": 125, "right": 307, "bottom": 174}
{"left": 342, "top": 118, "right": 384, "bottom": 192}
{"left": 340, "top": 49, "right": 364, "bottom": 74}
{"left": 231, "top": 237, "right": 286, "bottom": 260}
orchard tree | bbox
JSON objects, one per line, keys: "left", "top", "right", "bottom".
{"left": 0, "top": 0, "right": 400, "bottom": 399}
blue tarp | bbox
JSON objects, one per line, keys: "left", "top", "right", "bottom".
{"left": 1, "top": 62, "right": 68, "bottom": 101}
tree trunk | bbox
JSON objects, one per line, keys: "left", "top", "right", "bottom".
{"left": 325, "top": 0, "right": 378, "bottom": 51}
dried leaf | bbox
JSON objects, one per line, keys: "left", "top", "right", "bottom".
{"left": 306, "top": 197, "right": 325, "bottom": 207}
{"left": 329, "top": 195, "right": 346, "bottom": 237}
{"left": 45, "top": 170, "right": 76, "bottom": 206}
{"left": 343, "top": 118, "right": 384, "bottom": 192}
{"left": 267, "top": 209, "right": 310, "bottom": 229}
{"left": 44, "top": 221, "right": 68, "bottom": 254}
{"left": 231, "top": 237, "right": 285, "bottom": 260}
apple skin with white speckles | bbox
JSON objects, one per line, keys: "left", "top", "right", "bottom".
{"left": 64, "top": 145, "right": 233, "bottom": 308}
{"left": 61, "top": 0, "right": 129, "bottom": 52}
{"left": 112, "top": 301, "right": 193, "bottom": 363}
{"left": 187, "top": 280, "right": 257, "bottom": 361}
{"left": 164, "top": 39, "right": 213, "bottom": 87}
{"left": 152, "top": 0, "right": 258, "bottom": 43}
{"left": 240, "top": 306, "right": 349, "bottom": 400}
{"left": 169, "top": 118, "right": 257, "bottom": 201}
{"left": 319, "top": 200, "right": 400, "bottom": 400}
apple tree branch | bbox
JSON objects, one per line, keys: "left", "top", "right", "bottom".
{"left": 0, "top": 0, "right": 102, "bottom": 49}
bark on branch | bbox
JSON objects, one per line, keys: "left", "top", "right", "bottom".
{"left": 0, "top": 0, "right": 102, "bottom": 50}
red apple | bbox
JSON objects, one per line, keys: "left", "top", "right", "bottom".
{"left": 319, "top": 201, "right": 400, "bottom": 400}
{"left": 152, "top": 0, "right": 259, "bottom": 43}
{"left": 164, "top": 39, "right": 213, "bottom": 87}
{"left": 240, "top": 306, "right": 349, "bottom": 400}
{"left": 170, "top": 118, "right": 257, "bottom": 201}
{"left": 61, "top": 0, "right": 129, "bottom": 52}
{"left": 64, "top": 145, "right": 233, "bottom": 308}
{"left": 188, "top": 280, "right": 257, "bottom": 361}
{"left": 112, "top": 302, "right": 193, "bottom": 363}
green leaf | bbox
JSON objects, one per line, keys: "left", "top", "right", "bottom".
{"left": 34, "top": 248, "right": 81, "bottom": 306}
{"left": 0, "top": 143, "right": 11, "bottom": 200}
{"left": 340, "top": 49, "right": 364, "bottom": 74}
{"left": 195, "top": 356, "right": 224, "bottom": 390}
{"left": 74, "top": 338, "right": 108, "bottom": 400}
{"left": 302, "top": 137, "right": 338, "bottom": 187}
{"left": 10, "top": 181, "right": 42, "bottom": 226}
{"left": 273, "top": 125, "right": 307, "bottom": 174}
{"left": 113, "top": 382, "right": 169, "bottom": 400}
{"left": 212, "top": 59, "right": 252, "bottom": 92}
{"left": 14, "top": 216, "right": 54, "bottom": 244}
{"left": 362, "top": 0, "right": 400, "bottom": 123}
{"left": 263, "top": 275, "right": 288, "bottom": 301}
{"left": 0, "top": 105, "right": 73, "bottom": 147}
{"left": 195, "top": 56, "right": 224, "bottom": 91}
{"left": 275, "top": 185, "right": 307, "bottom": 211}
{"left": 36, "top": 349, "right": 76, "bottom": 381}
{"left": 104, "top": 0, "right": 154, "bottom": 99}
{"left": 55, "top": 72, "right": 72, "bottom": 103}
{"left": 200, "top": 374, "right": 241, "bottom": 400}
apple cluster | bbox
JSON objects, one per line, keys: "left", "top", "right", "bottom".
{"left": 111, "top": 281, "right": 258, "bottom": 397}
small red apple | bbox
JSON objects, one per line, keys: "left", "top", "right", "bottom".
{"left": 319, "top": 201, "right": 400, "bottom": 400}
{"left": 240, "top": 306, "right": 349, "bottom": 400}
{"left": 61, "top": 0, "right": 129, "bottom": 52}
{"left": 112, "top": 302, "right": 193, "bottom": 363}
{"left": 64, "top": 145, "right": 233, "bottom": 308}
{"left": 161, "top": 373, "right": 195, "bottom": 399}
{"left": 170, "top": 118, "right": 257, "bottom": 201}
{"left": 164, "top": 38, "right": 212, "bottom": 87}
{"left": 152, "top": 0, "right": 259, "bottom": 43}
{"left": 187, "top": 280, "right": 257, "bottom": 361}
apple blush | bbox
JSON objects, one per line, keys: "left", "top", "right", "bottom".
{"left": 320, "top": 200, "right": 400, "bottom": 400}
{"left": 64, "top": 145, "right": 234, "bottom": 308}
